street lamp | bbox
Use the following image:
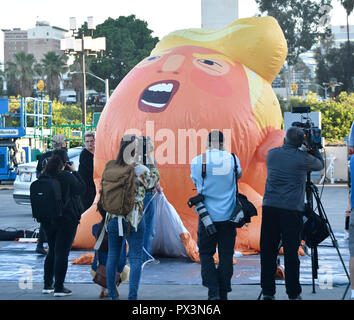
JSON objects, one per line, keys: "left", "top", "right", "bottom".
{"left": 323, "top": 78, "right": 343, "bottom": 99}
{"left": 60, "top": 16, "right": 106, "bottom": 126}
{"left": 318, "top": 83, "right": 331, "bottom": 100}
{"left": 69, "top": 71, "right": 109, "bottom": 104}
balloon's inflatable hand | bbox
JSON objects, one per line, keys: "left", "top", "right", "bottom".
{"left": 255, "top": 129, "right": 285, "bottom": 163}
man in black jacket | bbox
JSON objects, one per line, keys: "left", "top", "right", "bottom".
{"left": 78, "top": 131, "right": 96, "bottom": 211}
{"left": 260, "top": 126, "right": 324, "bottom": 300}
{"left": 35, "top": 134, "right": 68, "bottom": 255}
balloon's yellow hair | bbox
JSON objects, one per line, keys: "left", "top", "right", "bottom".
{"left": 152, "top": 16, "right": 287, "bottom": 84}
{"left": 151, "top": 16, "right": 287, "bottom": 132}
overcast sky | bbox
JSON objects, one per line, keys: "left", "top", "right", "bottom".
{"left": 1, "top": 0, "right": 353, "bottom": 63}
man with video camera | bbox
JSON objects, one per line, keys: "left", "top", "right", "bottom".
{"left": 260, "top": 126, "right": 324, "bottom": 300}
{"left": 190, "top": 130, "right": 242, "bottom": 300}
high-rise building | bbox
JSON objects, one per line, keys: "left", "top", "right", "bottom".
{"left": 2, "top": 21, "right": 68, "bottom": 66}
{"left": 201, "top": 0, "right": 238, "bottom": 29}
{"left": 2, "top": 28, "right": 28, "bottom": 65}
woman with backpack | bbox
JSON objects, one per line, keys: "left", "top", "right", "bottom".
{"left": 104, "top": 134, "right": 160, "bottom": 300}
{"left": 40, "top": 148, "right": 86, "bottom": 297}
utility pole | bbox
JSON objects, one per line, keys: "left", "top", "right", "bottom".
{"left": 60, "top": 16, "right": 106, "bottom": 128}
{"left": 81, "top": 32, "right": 87, "bottom": 126}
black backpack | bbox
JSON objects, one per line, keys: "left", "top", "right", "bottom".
{"left": 30, "top": 174, "right": 64, "bottom": 223}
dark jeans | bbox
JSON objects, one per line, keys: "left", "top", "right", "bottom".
{"left": 42, "top": 220, "right": 78, "bottom": 291}
{"left": 37, "top": 224, "right": 47, "bottom": 248}
{"left": 260, "top": 206, "right": 303, "bottom": 299}
{"left": 197, "top": 218, "right": 236, "bottom": 299}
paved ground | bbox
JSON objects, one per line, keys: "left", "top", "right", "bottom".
{"left": 0, "top": 183, "right": 353, "bottom": 304}
{"left": 0, "top": 282, "right": 351, "bottom": 300}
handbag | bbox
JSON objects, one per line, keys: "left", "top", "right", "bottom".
{"left": 92, "top": 252, "right": 121, "bottom": 288}
{"left": 229, "top": 154, "right": 257, "bottom": 228}
{"left": 302, "top": 205, "right": 329, "bottom": 248}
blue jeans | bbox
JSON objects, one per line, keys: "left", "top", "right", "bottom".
{"left": 91, "top": 223, "right": 126, "bottom": 273}
{"left": 142, "top": 191, "right": 157, "bottom": 261}
{"left": 106, "top": 216, "right": 145, "bottom": 300}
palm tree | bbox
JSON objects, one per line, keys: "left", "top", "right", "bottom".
{"left": 40, "top": 51, "right": 68, "bottom": 101}
{"left": 340, "top": 0, "right": 354, "bottom": 44}
{"left": 5, "top": 51, "right": 36, "bottom": 97}
{"left": 0, "top": 63, "right": 4, "bottom": 96}
{"left": 340, "top": 0, "right": 354, "bottom": 91}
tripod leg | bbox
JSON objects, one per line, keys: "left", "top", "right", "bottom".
{"left": 311, "top": 246, "right": 319, "bottom": 294}
{"left": 311, "top": 183, "right": 351, "bottom": 298}
{"left": 341, "top": 282, "right": 351, "bottom": 300}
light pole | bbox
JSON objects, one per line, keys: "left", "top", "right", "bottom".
{"left": 323, "top": 78, "right": 343, "bottom": 99}
{"left": 60, "top": 16, "right": 106, "bottom": 126}
{"left": 70, "top": 71, "right": 109, "bottom": 105}
{"left": 317, "top": 83, "right": 330, "bottom": 100}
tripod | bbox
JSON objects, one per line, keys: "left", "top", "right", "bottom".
{"left": 305, "top": 172, "right": 351, "bottom": 299}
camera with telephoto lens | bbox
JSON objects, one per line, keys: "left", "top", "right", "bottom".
{"left": 291, "top": 106, "right": 323, "bottom": 151}
{"left": 187, "top": 194, "right": 217, "bottom": 236}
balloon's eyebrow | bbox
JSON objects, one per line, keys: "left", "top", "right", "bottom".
{"left": 192, "top": 53, "right": 235, "bottom": 66}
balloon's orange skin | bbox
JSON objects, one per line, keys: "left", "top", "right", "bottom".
{"left": 73, "top": 45, "right": 284, "bottom": 258}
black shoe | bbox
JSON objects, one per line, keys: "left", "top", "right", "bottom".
{"left": 262, "top": 294, "right": 276, "bottom": 300}
{"left": 54, "top": 287, "right": 72, "bottom": 297}
{"left": 42, "top": 285, "right": 54, "bottom": 294}
{"left": 219, "top": 290, "right": 228, "bottom": 300}
{"left": 208, "top": 296, "right": 219, "bottom": 300}
{"left": 289, "top": 294, "right": 302, "bottom": 300}
{"left": 35, "top": 247, "right": 47, "bottom": 255}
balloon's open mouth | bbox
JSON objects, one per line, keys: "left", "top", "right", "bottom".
{"left": 138, "top": 80, "right": 179, "bottom": 113}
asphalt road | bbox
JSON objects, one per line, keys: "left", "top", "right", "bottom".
{"left": 0, "top": 188, "right": 38, "bottom": 233}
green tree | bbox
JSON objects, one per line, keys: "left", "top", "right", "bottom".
{"left": 340, "top": 0, "right": 354, "bottom": 43}
{"left": 84, "top": 15, "right": 159, "bottom": 92}
{"left": 0, "top": 63, "right": 4, "bottom": 96}
{"left": 5, "top": 51, "right": 36, "bottom": 97}
{"left": 339, "top": 0, "right": 353, "bottom": 92}
{"left": 41, "top": 51, "right": 68, "bottom": 101}
{"left": 52, "top": 100, "right": 83, "bottom": 125}
{"left": 314, "top": 42, "right": 354, "bottom": 94}
{"left": 255, "top": 0, "right": 332, "bottom": 65}
{"left": 289, "top": 92, "right": 354, "bottom": 143}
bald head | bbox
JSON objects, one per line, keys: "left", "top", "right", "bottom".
{"left": 285, "top": 127, "right": 305, "bottom": 147}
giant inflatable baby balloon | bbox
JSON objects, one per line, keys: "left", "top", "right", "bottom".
{"left": 73, "top": 16, "right": 287, "bottom": 261}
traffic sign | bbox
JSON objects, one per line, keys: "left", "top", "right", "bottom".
{"left": 291, "top": 82, "right": 298, "bottom": 93}
{"left": 37, "top": 80, "right": 45, "bottom": 92}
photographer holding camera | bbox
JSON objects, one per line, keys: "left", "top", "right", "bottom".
{"left": 260, "top": 126, "right": 324, "bottom": 300}
{"left": 190, "top": 130, "right": 242, "bottom": 300}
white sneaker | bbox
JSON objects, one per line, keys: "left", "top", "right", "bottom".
{"left": 42, "top": 286, "right": 54, "bottom": 294}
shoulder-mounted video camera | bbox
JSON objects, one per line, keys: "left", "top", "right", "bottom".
{"left": 291, "top": 106, "right": 323, "bottom": 151}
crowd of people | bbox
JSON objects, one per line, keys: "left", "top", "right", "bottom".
{"left": 31, "top": 124, "right": 354, "bottom": 300}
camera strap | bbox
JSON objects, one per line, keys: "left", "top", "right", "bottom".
{"left": 231, "top": 153, "right": 239, "bottom": 195}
